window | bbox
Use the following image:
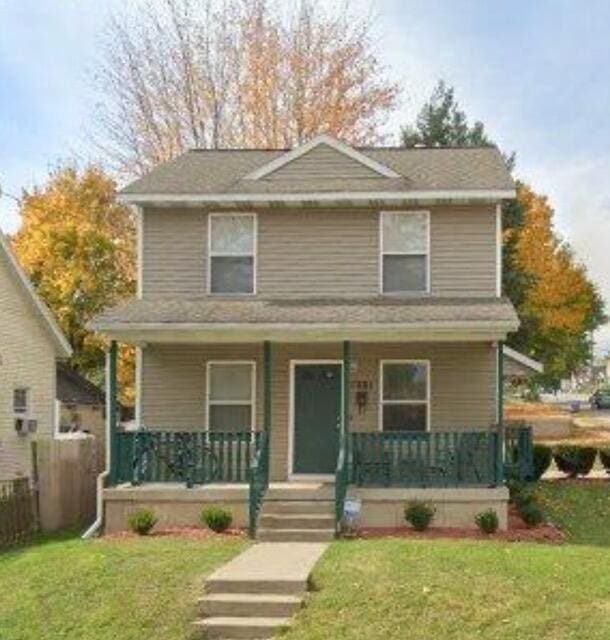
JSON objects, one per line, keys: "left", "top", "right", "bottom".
{"left": 208, "top": 214, "right": 256, "bottom": 294}
{"left": 380, "top": 211, "right": 429, "bottom": 293}
{"left": 13, "top": 388, "right": 29, "bottom": 415}
{"left": 380, "top": 361, "right": 429, "bottom": 431}
{"left": 206, "top": 362, "right": 255, "bottom": 432}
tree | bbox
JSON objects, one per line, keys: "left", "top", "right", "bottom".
{"left": 401, "top": 80, "right": 491, "bottom": 148}
{"left": 399, "top": 82, "right": 606, "bottom": 387}
{"left": 507, "top": 184, "right": 605, "bottom": 388}
{"left": 11, "top": 165, "right": 136, "bottom": 400}
{"left": 93, "top": 0, "right": 400, "bottom": 177}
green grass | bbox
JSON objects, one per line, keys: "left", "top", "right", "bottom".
{"left": 282, "top": 482, "right": 610, "bottom": 640}
{"left": 0, "top": 531, "right": 248, "bottom": 640}
{"left": 535, "top": 481, "right": 610, "bottom": 545}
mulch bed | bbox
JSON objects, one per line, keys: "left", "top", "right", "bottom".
{"left": 104, "top": 527, "right": 247, "bottom": 541}
{"left": 357, "top": 505, "right": 565, "bottom": 544}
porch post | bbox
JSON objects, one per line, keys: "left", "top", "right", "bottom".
{"left": 107, "top": 340, "right": 119, "bottom": 485}
{"left": 497, "top": 341, "right": 504, "bottom": 425}
{"left": 342, "top": 340, "right": 351, "bottom": 434}
{"left": 264, "top": 341, "right": 272, "bottom": 481}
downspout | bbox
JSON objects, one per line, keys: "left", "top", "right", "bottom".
{"left": 82, "top": 342, "right": 116, "bottom": 539}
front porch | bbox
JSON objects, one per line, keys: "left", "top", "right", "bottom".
{"left": 104, "top": 339, "right": 533, "bottom": 535}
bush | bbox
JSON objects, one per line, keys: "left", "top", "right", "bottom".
{"left": 599, "top": 448, "right": 610, "bottom": 474}
{"left": 532, "top": 444, "right": 553, "bottom": 480}
{"left": 519, "top": 501, "right": 544, "bottom": 528}
{"left": 201, "top": 505, "right": 233, "bottom": 533}
{"left": 127, "top": 508, "right": 157, "bottom": 535}
{"left": 553, "top": 446, "right": 597, "bottom": 477}
{"left": 404, "top": 501, "right": 435, "bottom": 531}
{"left": 475, "top": 509, "right": 499, "bottom": 534}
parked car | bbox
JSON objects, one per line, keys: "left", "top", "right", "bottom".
{"left": 589, "top": 389, "right": 610, "bottom": 410}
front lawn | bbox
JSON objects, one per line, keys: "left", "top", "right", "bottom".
{"left": 282, "top": 482, "right": 610, "bottom": 640}
{"left": 0, "top": 531, "right": 248, "bottom": 640}
{"left": 535, "top": 480, "right": 610, "bottom": 545}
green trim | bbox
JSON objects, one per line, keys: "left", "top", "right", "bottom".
{"left": 498, "top": 341, "right": 504, "bottom": 424}
{"left": 342, "top": 341, "right": 351, "bottom": 434}
{"left": 108, "top": 341, "right": 119, "bottom": 485}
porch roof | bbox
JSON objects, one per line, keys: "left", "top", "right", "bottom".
{"left": 92, "top": 296, "right": 519, "bottom": 343}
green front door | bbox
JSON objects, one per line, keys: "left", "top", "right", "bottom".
{"left": 293, "top": 363, "right": 342, "bottom": 475}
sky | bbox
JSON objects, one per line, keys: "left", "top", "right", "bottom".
{"left": 1, "top": 0, "right": 610, "bottom": 351}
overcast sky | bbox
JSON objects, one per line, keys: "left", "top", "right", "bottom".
{"left": 1, "top": 0, "right": 609, "bottom": 351}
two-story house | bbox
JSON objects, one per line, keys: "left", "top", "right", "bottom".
{"left": 95, "top": 135, "right": 528, "bottom": 538}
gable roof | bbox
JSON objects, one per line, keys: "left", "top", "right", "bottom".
{"left": 119, "top": 136, "right": 515, "bottom": 206}
{"left": 503, "top": 346, "right": 544, "bottom": 375}
{"left": 244, "top": 134, "right": 401, "bottom": 180}
{"left": 57, "top": 363, "right": 104, "bottom": 405}
{"left": 0, "top": 232, "right": 72, "bottom": 358}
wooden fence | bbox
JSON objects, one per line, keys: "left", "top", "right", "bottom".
{"left": 32, "top": 436, "right": 98, "bottom": 531}
{"left": 0, "top": 478, "right": 37, "bottom": 548}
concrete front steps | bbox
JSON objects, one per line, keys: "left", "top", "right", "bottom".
{"left": 257, "top": 484, "right": 335, "bottom": 542}
{"left": 194, "top": 542, "right": 328, "bottom": 640}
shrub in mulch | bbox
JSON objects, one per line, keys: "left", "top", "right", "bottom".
{"left": 533, "top": 444, "right": 553, "bottom": 480}
{"left": 404, "top": 501, "right": 436, "bottom": 531}
{"left": 201, "top": 505, "right": 233, "bottom": 533}
{"left": 475, "top": 509, "right": 499, "bottom": 535}
{"left": 553, "top": 445, "right": 597, "bottom": 478}
{"left": 127, "top": 509, "right": 158, "bottom": 535}
{"left": 106, "top": 526, "right": 246, "bottom": 541}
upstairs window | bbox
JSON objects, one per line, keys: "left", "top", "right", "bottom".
{"left": 380, "top": 361, "right": 429, "bottom": 431}
{"left": 209, "top": 214, "right": 256, "bottom": 294}
{"left": 207, "top": 362, "right": 255, "bottom": 432}
{"left": 13, "top": 388, "right": 29, "bottom": 415}
{"left": 381, "top": 211, "right": 429, "bottom": 294}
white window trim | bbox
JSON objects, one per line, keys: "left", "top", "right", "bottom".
{"left": 379, "top": 210, "right": 431, "bottom": 295}
{"left": 496, "top": 203, "right": 502, "bottom": 297}
{"left": 207, "top": 212, "right": 257, "bottom": 295}
{"left": 13, "top": 387, "right": 30, "bottom": 417}
{"left": 378, "top": 360, "right": 431, "bottom": 432}
{"left": 205, "top": 361, "right": 256, "bottom": 432}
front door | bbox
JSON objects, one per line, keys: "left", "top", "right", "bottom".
{"left": 292, "top": 363, "right": 342, "bottom": 475}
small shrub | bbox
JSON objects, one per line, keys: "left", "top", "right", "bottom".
{"left": 404, "top": 501, "right": 435, "bottom": 531}
{"left": 553, "top": 445, "right": 597, "bottom": 477}
{"left": 519, "top": 501, "right": 544, "bottom": 528}
{"left": 475, "top": 509, "right": 499, "bottom": 534}
{"left": 532, "top": 444, "right": 553, "bottom": 480}
{"left": 201, "top": 505, "right": 233, "bottom": 533}
{"left": 599, "top": 448, "right": 610, "bottom": 475}
{"left": 127, "top": 508, "right": 157, "bottom": 535}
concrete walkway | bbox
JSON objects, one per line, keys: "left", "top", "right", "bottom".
{"left": 195, "top": 542, "right": 329, "bottom": 638}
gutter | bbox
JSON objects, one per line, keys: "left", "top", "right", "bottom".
{"left": 82, "top": 354, "right": 112, "bottom": 539}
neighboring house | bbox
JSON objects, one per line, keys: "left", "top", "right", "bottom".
{"left": 0, "top": 232, "right": 72, "bottom": 481}
{"left": 94, "top": 134, "right": 527, "bottom": 536}
{"left": 503, "top": 346, "right": 544, "bottom": 381}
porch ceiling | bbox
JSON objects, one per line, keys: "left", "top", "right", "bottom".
{"left": 92, "top": 296, "right": 519, "bottom": 344}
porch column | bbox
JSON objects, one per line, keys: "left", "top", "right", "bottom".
{"left": 497, "top": 341, "right": 504, "bottom": 425}
{"left": 264, "top": 341, "right": 272, "bottom": 434}
{"left": 342, "top": 340, "right": 351, "bottom": 434}
{"left": 263, "top": 341, "right": 272, "bottom": 482}
{"left": 107, "top": 340, "right": 119, "bottom": 485}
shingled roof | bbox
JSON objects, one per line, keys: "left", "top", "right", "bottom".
{"left": 94, "top": 296, "right": 518, "bottom": 328}
{"left": 119, "top": 135, "right": 515, "bottom": 204}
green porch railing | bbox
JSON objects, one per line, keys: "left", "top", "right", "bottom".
{"left": 504, "top": 423, "right": 534, "bottom": 482}
{"left": 348, "top": 430, "right": 504, "bottom": 488}
{"left": 334, "top": 431, "right": 349, "bottom": 534}
{"left": 248, "top": 431, "right": 269, "bottom": 538}
{"left": 114, "top": 430, "right": 261, "bottom": 486}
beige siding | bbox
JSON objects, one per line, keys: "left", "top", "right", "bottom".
{"left": 141, "top": 341, "right": 497, "bottom": 481}
{"left": 265, "top": 144, "right": 380, "bottom": 180}
{"left": 141, "top": 208, "right": 207, "bottom": 298}
{"left": 0, "top": 258, "right": 57, "bottom": 480}
{"left": 141, "top": 205, "right": 498, "bottom": 298}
